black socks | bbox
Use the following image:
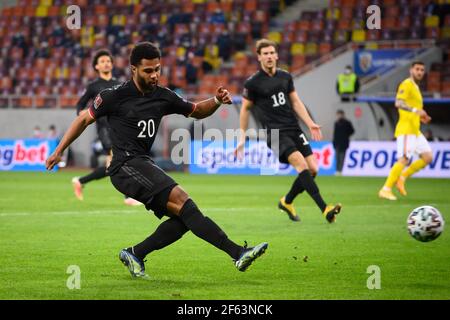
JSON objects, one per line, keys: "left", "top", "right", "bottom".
{"left": 179, "top": 199, "right": 243, "bottom": 260}
{"left": 285, "top": 170, "right": 326, "bottom": 212}
{"left": 132, "top": 217, "right": 188, "bottom": 260}
{"left": 131, "top": 200, "right": 244, "bottom": 261}
{"left": 79, "top": 166, "right": 107, "bottom": 184}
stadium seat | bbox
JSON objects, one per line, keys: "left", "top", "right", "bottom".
{"left": 425, "top": 15, "right": 440, "bottom": 28}
{"left": 338, "top": 19, "right": 351, "bottom": 30}
{"left": 351, "top": 30, "right": 366, "bottom": 42}
{"left": 441, "top": 27, "right": 450, "bottom": 39}
{"left": 326, "top": 8, "right": 340, "bottom": 20}
{"left": 267, "top": 31, "right": 282, "bottom": 44}
{"left": 290, "top": 43, "right": 305, "bottom": 55}
{"left": 298, "top": 20, "right": 311, "bottom": 31}
{"left": 319, "top": 43, "right": 333, "bottom": 54}
{"left": 383, "top": 17, "right": 397, "bottom": 30}
{"left": 364, "top": 42, "right": 379, "bottom": 50}
{"left": 441, "top": 81, "right": 450, "bottom": 94}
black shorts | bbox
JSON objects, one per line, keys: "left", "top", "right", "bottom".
{"left": 98, "top": 126, "right": 112, "bottom": 153}
{"left": 110, "top": 156, "right": 177, "bottom": 219}
{"left": 267, "top": 129, "right": 313, "bottom": 164}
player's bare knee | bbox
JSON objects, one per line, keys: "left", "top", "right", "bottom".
{"left": 309, "top": 165, "right": 318, "bottom": 177}
{"left": 167, "top": 186, "right": 190, "bottom": 216}
{"left": 398, "top": 156, "right": 409, "bottom": 165}
{"left": 294, "top": 161, "right": 308, "bottom": 173}
{"left": 421, "top": 153, "right": 433, "bottom": 164}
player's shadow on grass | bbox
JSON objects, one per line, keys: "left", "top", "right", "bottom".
{"left": 117, "top": 276, "right": 266, "bottom": 288}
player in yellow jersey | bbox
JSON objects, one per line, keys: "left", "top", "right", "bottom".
{"left": 379, "top": 61, "right": 432, "bottom": 200}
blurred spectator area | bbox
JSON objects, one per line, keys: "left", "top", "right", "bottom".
{"left": 0, "top": 0, "right": 450, "bottom": 109}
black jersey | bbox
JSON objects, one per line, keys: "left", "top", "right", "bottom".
{"left": 243, "top": 68, "right": 299, "bottom": 131}
{"left": 88, "top": 79, "right": 195, "bottom": 174}
{"left": 76, "top": 77, "right": 121, "bottom": 131}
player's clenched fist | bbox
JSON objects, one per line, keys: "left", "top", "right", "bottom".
{"left": 216, "top": 86, "right": 232, "bottom": 104}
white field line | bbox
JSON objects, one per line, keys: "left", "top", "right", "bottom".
{"left": 0, "top": 203, "right": 441, "bottom": 217}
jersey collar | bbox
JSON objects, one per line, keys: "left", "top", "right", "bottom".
{"left": 260, "top": 67, "right": 278, "bottom": 77}
{"left": 129, "top": 78, "right": 157, "bottom": 97}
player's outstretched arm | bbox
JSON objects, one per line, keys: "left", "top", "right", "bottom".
{"left": 189, "top": 86, "right": 232, "bottom": 119}
{"left": 46, "top": 110, "right": 95, "bottom": 170}
{"left": 289, "top": 91, "right": 322, "bottom": 141}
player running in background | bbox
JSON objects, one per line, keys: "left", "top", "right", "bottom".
{"left": 235, "top": 39, "right": 341, "bottom": 223}
{"left": 72, "top": 49, "right": 141, "bottom": 206}
{"left": 46, "top": 42, "right": 268, "bottom": 278}
{"left": 379, "top": 61, "right": 432, "bottom": 200}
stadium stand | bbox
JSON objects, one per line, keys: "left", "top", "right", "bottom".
{"left": 0, "top": 0, "right": 449, "bottom": 109}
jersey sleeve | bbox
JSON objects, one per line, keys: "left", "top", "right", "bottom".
{"left": 88, "top": 88, "right": 116, "bottom": 120}
{"left": 287, "top": 73, "right": 295, "bottom": 93}
{"left": 75, "top": 85, "right": 93, "bottom": 115}
{"left": 166, "top": 90, "right": 195, "bottom": 117}
{"left": 396, "top": 81, "right": 410, "bottom": 101}
{"left": 243, "top": 80, "right": 256, "bottom": 102}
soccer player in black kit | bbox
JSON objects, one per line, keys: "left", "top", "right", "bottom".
{"left": 46, "top": 42, "right": 268, "bottom": 278}
{"left": 72, "top": 49, "right": 141, "bottom": 206}
{"left": 235, "top": 39, "right": 342, "bottom": 223}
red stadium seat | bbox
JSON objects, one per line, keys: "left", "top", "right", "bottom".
{"left": 337, "top": 19, "right": 351, "bottom": 30}
{"left": 244, "top": 0, "right": 257, "bottom": 12}
{"left": 319, "top": 43, "right": 333, "bottom": 54}
{"left": 298, "top": 20, "right": 311, "bottom": 31}
{"left": 441, "top": 82, "right": 450, "bottom": 94}
{"left": 383, "top": 17, "right": 397, "bottom": 30}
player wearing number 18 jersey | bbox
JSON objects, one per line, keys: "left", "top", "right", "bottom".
{"left": 46, "top": 42, "right": 268, "bottom": 278}
{"left": 235, "top": 39, "right": 342, "bottom": 223}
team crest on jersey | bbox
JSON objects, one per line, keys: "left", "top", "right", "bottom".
{"left": 93, "top": 95, "right": 102, "bottom": 109}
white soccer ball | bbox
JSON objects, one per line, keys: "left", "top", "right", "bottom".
{"left": 407, "top": 206, "right": 445, "bottom": 242}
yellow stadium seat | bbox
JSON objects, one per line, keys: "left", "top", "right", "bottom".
{"left": 59, "top": 5, "right": 68, "bottom": 16}
{"left": 326, "top": 8, "right": 340, "bottom": 20}
{"left": 160, "top": 14, "right": 168, "bottom": 24}
{"left": 425, "top": 15, "right": 440, "bottom": 28}
{"left": 365, "top": 42, "right": 378, "bottom": 50}
{"left": 35, "top": 6, "right": 48, "bottom": 17}
{"left": 305, "top": 43, "right": 318, "bottom": 55}
{"left": 290, "top": 43, "right": 305, "bottom": 55}
{"left": 112, "top": 15, "right": 126, "bottom": 26}
{"left": 176, "top": 46, "right": 186, "bottom": 58}
{"left": 441, "top": 27, "right": 450, "bottom": 39}
{"left": 40, "top": 0, "right": 52, "bottom": 5}
{"left": 267, "top": 31, "right": 282, "bottom": 44}
{"left": 352, "top": 29, "right": 366, "bottom": 42}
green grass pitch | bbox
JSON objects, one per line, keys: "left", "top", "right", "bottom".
{"left": 0, "top": 171, "right": 449, "bottom": 300}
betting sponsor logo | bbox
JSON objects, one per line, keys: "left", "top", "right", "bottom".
{"left": 0, "top": 140, "right": 56, "bottom": 171}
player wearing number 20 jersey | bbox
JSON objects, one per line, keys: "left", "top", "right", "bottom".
{"left": 237, "top": 39, "right": 342, "bottom": 223}
{"left": 46, "top": 42, "right": 268, "bottom": 278}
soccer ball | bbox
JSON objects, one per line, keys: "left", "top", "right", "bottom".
{"left": 407, "top": 206, "right": 445, "bottom": 242}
